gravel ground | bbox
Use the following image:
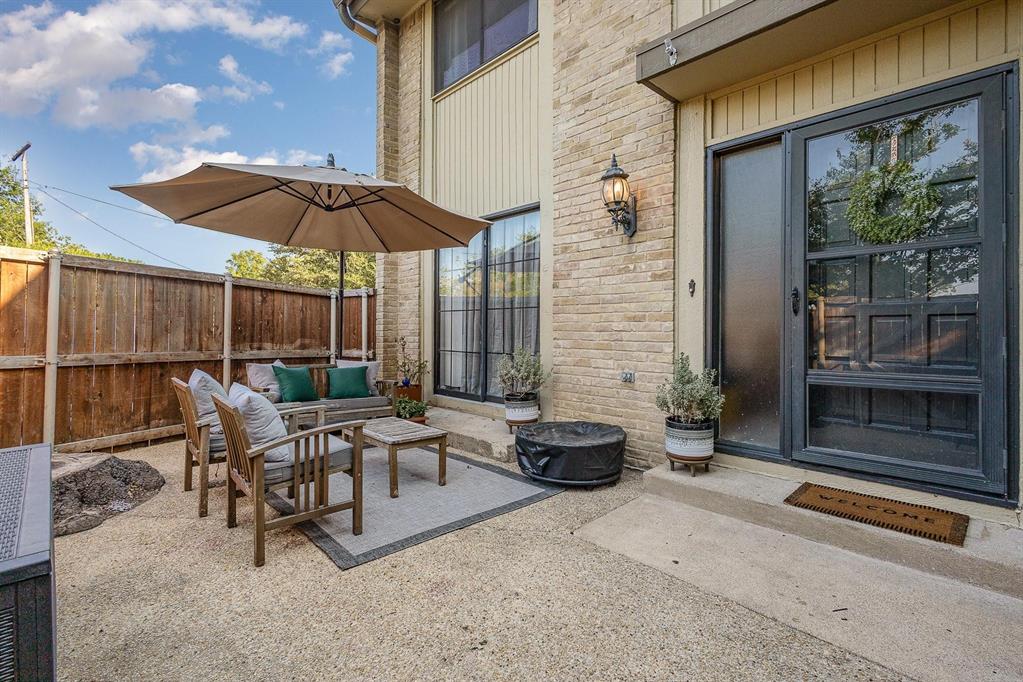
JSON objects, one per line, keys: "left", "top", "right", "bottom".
{"left": 56, "top": 441, "right": 905, "bottom": 681}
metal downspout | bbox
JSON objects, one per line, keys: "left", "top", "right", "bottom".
{"left": 333, "top": 0, "right": 377, "bottom": 43}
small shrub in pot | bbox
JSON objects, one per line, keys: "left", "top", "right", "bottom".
{"left": 395, "top": 396, "right": 428, "bottom": 424}
{"left": 497, "top": 347, "right": 552, "bottom": 427}
{"left": 655, "top": 353, "right": 725, "bottom": 462}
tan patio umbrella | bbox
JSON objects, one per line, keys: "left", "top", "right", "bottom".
{"left": 111, "top": 156, "right": 490, "bottom": 353}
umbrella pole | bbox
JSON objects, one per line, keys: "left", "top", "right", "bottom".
{"left": 338, "top": 250, "right": 345, "bottom": 361}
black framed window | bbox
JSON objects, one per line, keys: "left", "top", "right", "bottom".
{"left": 434, "top": 0, "right": 537, "bottom": 92}
{"left": 436, "top": 206, "right": 540, "bottom": 402}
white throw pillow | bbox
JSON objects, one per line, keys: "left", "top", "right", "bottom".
{"left": 245, "top": 359, "right": 285, "bottom": 403}
{"left": 335, "top": 360, "right": 381, "bottom": 396}
{"left": 228, "top": 383, "right": 291, "bottom": 463}
{"left": 188, "top": 369, "right": 228, "bottom": 423}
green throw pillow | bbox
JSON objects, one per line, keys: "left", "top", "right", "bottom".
{"left": 272, "top": 365, "right": 319, "bottom": 402}
{"left": 327, "top": 366, "right": 371, "bottom": 399}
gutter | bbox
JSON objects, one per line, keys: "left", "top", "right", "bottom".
{"left": 333, "top": 0, "right": 377, "bottom": 43}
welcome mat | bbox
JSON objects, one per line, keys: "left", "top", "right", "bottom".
{"left": 268, "top": 447, "right": 562, "bottom": 569}
{"left": 784, "top": 482, "right": 969, "bottom": 546}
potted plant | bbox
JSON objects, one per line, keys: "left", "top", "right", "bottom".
{"left": 655, "top": 353, "right": 725, "bottom": 469}
{"left": 395, "top": 396, "right": 428, "bottom": 424}
{"left": 394, "top": 336, "right": 429, "bottom": 402}
{"left": 497, "top": 347, "right": 552, "bottom": 431}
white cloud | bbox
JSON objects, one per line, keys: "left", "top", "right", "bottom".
{"left": 311, "top": 31, "right": 352, "bottom": 53}
{"left": 284, "top": 150, "right": 322, "bottom": 166}
{"left": 213, "top": 54, "right": 271, "bottom": 102}
{"left": 155, "top": 122, "right": 231, "bottom": 145}
{"left": 309, "top": 30, "right": 354, "bottom": 79}
{"left": 273, "top": 100, "right": 285, "bottom": 110}
{"left": 0, "top": 0, "right": 305, "bottom": 125}
{"left": 54, "top": 82, "right": 201, "bottom": 128}
{"left": 323, "top": 53, "right": 355, "bottom": 79}
{"left": 130, "top": 141, "right": 321, "bottom": 182}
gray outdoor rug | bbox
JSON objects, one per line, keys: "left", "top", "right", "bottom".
{"left": 268, "top": 446, "right": 562, "bottom": 569}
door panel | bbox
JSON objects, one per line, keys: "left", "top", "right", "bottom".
{"left": 790, "top": 75, "right": 1008, "bottom": 495}
{"left": 716, "top": 142, "right": 784, "bottom": 453}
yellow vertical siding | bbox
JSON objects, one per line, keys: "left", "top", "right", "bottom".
{"left": 431, "top": 39, "right": 540, "bottom": 217}
{"left": 706, "top": 0, "right": 1022, "bottom": 143}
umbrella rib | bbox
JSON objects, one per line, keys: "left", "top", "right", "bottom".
{"left": 275, "top": 183, "right": 323, "bottom": 208}
{"left": 340, "top": 186, "right": 391, "bottom": 252}
{"left": 177, "top": 180, "right": 292, "bottom": 222}
{"left": 373, "top": 193, "right": 472, "bottom": 247}
{"left": 284, "top": 198, "right": 316, "bottom": 246}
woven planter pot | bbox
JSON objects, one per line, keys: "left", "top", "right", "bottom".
{"left": 665, "top": 417, "right": 714, "bottom": 462}
{"left": 504, "top": 392, "right": 539, "bottom": 424}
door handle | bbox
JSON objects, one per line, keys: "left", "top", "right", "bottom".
{"left": 791, "top": 287, "right": 800, "bottom": 316}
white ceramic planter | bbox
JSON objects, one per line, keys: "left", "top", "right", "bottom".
{"left": 665, "top": 418, "right": 714, "bottom": 461}
{"left": 505, "top": 392, "right": 539, "bottom": 423}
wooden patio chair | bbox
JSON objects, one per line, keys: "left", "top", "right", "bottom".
{"left": 171, "top": 377, "right": 227, "bottom": 518}
{"left": 211, "top": 393, "right": 364, "bottom": 567}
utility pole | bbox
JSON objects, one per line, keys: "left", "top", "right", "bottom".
{"left": 10, "top": 142, "right": 33, "bottom": 246}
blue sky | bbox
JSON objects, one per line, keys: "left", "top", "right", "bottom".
{"left": 0, "top": 0, "right": 377, "bottom": 272}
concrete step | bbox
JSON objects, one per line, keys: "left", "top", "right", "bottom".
{"left": 577, "top": 494, "right": 1023, "bottom": 682}
{"left": 424, "top": 406, "right": 516, "bottom": 463}
{"left": 644, "top": 463, "right": 1023, "bottom": 599}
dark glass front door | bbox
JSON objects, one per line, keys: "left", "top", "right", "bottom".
{"left": 790, "top": 76, "right": 1008, "bottom": 495}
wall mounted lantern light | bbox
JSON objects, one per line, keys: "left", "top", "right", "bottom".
{"left": 600, "top": 154, "right": 637, "bottom": 237}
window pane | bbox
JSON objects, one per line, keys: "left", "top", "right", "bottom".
{"left": 807, "top": 247, "right": 979, "bottom": 375}
{"left": 807, "top": 99, "right": 979, "bottom": 252}
{"left": 485, "top": 211, "right": 539, "bottom": 398}
{"left": 435, "top": 0, "right": 481, "bottom": 90}
{"left": 436, "top": 209, "right": 540, "bottom": 402}
{"left": 718, "top": 142, "right": 783, "bottom": 450}
{"left": 436, "top": 231, "right": 484, "bottom": 395}
{"left": 483, "top": 0, "right": 537, "bottom": 61}
{"left": 808, "top": 384, "right": 980, "bottom": 470}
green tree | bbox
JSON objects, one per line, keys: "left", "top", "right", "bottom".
{"left": 0, "top": 165, "right": 138, "bottom": 262}
{"left": 225, "top": 245, "right": 376, "bottom": 290}
{"left": 225, "top": 249, "right": 270, "bottom": 279}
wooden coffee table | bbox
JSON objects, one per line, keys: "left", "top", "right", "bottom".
{"left": 361, "top": 417, "right": 447, "bottom": 498}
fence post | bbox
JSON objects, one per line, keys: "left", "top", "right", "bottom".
{"left": 222, "top": 275, "right": 232, "bottom": 389}
{"left": 42, "top": 251, "right": 61, "bottom": 444}
{"left": 360, "top": 289, "right": 369, "bottom": 360}
{"left": 329, "top": 288, "right": 338, "bottom": 362}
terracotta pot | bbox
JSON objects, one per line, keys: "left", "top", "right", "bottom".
{"left": 408, "top": 415, "right": 428, "bottom": 425}
{"left": 665, "top": 417, "right": 714, "bottom": 462}
{"left": 393, "top": 384, "right": 422, "bottom": 402}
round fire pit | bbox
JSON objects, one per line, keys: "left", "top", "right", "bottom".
{"left": 516, "top": 421, "right": 626, "bottom": 486}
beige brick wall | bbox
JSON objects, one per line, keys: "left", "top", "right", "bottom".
{"left": 375, "top": 12, "right": 425, "bottom": 379}
{"left": 550, "top": 0, "right": 676, "bottom": 467}
{"left": 376, "top": 1, "right": 677, "bottom": 465}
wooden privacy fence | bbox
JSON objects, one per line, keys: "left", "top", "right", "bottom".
{"left": 0, "top": 246, "right": 376, "bottom": 452}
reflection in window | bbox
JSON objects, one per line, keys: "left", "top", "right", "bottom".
{"left": 436, "top": 209, "right": 540, "bottom": 401}
{"left": 434, "top": 0, "right": 538, "bottom": 91}
{"left": 807, "top": 247, "right": 979, "bottom": 374}
{"left": 807, "top": 99, "right": 979, "bottom": 251}
{"left": 808, "top": 384, "right": 980, "bottom": 469}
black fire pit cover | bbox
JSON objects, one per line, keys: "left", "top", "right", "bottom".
{"left": 516, "top": 421, "right": 625, "bottom": 486}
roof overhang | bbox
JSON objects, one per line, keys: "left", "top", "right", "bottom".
{"left": 348, "top": 0, "right": 420, "bottom": 24}
{"left": 636, "top": 0, "right": 962, "bottom": 102}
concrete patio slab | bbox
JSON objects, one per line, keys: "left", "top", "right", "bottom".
{"left": 55, "top": 441, "right": 904, "bottom": 681}
{"left": 577, "top": 494, "right": 1023, "bottom": 682}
